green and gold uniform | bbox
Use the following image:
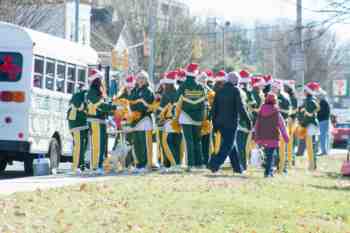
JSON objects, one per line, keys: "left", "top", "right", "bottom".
{"left": 237, "top": 88, "right": 254, "bottom": 170}
{"left": 200, "top": 88, "right": 214, "bottom": 167}
{"left": 300, "top": 95, "right": 320, "bottom": 170}
{"left": 129, "top": 85, "right": 155, "bottom": 169}
{"left": 159, "top": 88, "right": 182, "bottom": 168}
{"left": 176, "top": 76, "right": 206, "bottom": 169}
{"left": 251, "top": 88, "right": 265, "bottom": 124}
{"left": 277, "top": 91, "right": 291, "bottom": 173}
{"left": 114, "top": 88, "right": 136, "bottom": 167}
{"left": 67, "top": 89, "right": 88, "bottom": 171}
{"left": 86, "top": 87, "right": 116, "bottom": 170}
{"left": 287, "top": 92, "right": 298, "bottom": 165}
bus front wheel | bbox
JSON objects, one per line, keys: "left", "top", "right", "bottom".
{"left": 0, "top": 159, "right": 7, "bottom": 172}
{"left": 48, "top": 137, "right": 61, "bottom": 173}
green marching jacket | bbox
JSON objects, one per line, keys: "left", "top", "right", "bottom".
{"left": 300, "top": 95, "right": 320, "bottom": 128}
{"left": 129, "top": 85, "right": 155, "bottom": 127}
{"left": 67, "top": 89, "right": 88, "bottom": 131}
{"left": 278, "top": 92, "right": 291, "bottom": 120}
{"left": 289, "top": 94, "right": 298, "bottom": 120}
{"left": 251, "top": 89, "right": 264, "bottom": 124}
{"left": 238, "top": 88, "right": 252, "bottom": 133}
{"left": 159, "top": 89, "right": 179, "bottom": 124}
{"left": 86, "top": 87, "right": 116, "bottom": 123}
{"left": 177, "top": 77, "right": 206, "bottom": 124}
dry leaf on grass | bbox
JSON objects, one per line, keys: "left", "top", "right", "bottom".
{"left": 13, "top": 210, "right": 26, "bottom": 217}
{"left": 79, "top": 183, "right": 87, "bottom": 192}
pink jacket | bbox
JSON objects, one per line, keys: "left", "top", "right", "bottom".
{"left": 254, "top": 104, "right": 289, "bottom": 148}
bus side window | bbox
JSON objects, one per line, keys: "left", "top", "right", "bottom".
{"left": 67, "top": 65, "right": 76, "bottom": 94}
{"left": 45, "top": 59, "right": 55, "bottom": 90}
{"left": 33, "top": 58, "right": 44, "bottom": 88}
{"left": 56, "top": 63, "right": 66, "bottom": 93}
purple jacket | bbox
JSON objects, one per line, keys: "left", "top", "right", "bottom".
{"left": 254, "top": 104, "right": 289, "bottom": 148}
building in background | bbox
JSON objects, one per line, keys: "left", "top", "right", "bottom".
{"left": 1, "top": 0, "right": 92, "bottom": 46}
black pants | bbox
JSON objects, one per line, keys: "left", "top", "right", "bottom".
{"left": 209, "top": 126, "right": 243, "bottom": 173}
{"left": 264, "top": 147, "right": 276, "bottom": 176}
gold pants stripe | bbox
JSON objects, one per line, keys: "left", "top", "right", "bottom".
{"left": 72, "top": 131, "right": 81, "bottom": 170}
{"left": 162, "top": 131, "right": 176, "bottom": 166}
{"left": 91, "top": 122, "right": 101, "bottom": 170}
{"left": 278, "top": 135, "right": 287, "bottom": 173}
{"left": 287, "top": 121, "right": 296, "bottom": 164}
{"left": 146, "top": 131, "right": 153, "bottom": 168}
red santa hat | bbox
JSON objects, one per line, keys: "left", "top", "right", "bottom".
{"left": 215, "top": 70, "right": 226, "bottom": 82}
{"left": 238, "top": 70, "right": 251, "bottom": 83}
{"left": 204, "top": 69, "right": 214, "bottom": 81}
{"left": 176, "top": 68, "right": 186, "bottom": 81}
{"left": 263, "top": 75, "right": 273, "bottom": 86}
{"left": 162, "top": 70, "right": 177, "bottom": 84}
{"left": 125, "top": 75, "right": 136, "bottom": 88}
{"left": 305, "top": 81, "right": 321, "bottom": 96}
{"left": 251, "top": 76, "right": 266, "bottom": 88}
{"left": 185, "top": 63, "right": 199, "bottom": 77}
{"left": 88, "top": 68, "right": 104, "bottom": 82}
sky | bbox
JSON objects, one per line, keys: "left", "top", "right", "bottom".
{"left": 186, "top": 0, "right": 349, "bottom": 40}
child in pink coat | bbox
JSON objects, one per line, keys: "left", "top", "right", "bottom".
{"left": 254, "top": 94, "right": 289, "bottom": 177}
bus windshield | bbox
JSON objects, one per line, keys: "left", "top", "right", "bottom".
{"left": 0, "top": 52, "right": 23, "bottom": 82}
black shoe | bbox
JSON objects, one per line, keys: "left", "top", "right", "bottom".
{"left": 208, "top": 164, "right": 219, "bottom": 173}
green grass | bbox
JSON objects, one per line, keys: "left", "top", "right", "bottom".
{"left": 1, "top": 155, "right": 350, "bottom": 233}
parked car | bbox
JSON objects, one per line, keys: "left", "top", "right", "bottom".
{"left": 332, "top": 122, "right": 350, "bottom": 148}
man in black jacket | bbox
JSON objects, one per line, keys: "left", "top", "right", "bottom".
{"left": 317, "top": 91, "right": 331, "bottom": 155}
{"left": 208, "top": 72, "right": 251, "bottom": 174}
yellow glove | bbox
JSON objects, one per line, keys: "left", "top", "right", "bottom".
{"left": 113, "top": 98, "right": 129, "bottom": 107}
{"left": 148, "top": 100, "right": 160, "bottom": 113}
{"left": 201, "top": 120, "right": 212, "bottom": 136}
{"left": 208, "top": 91, "right": 216, "bottom": 107}
{"left": 171, "top": 120, "right": 182, "bottom": 133}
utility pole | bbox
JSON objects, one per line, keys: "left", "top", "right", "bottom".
{"left": 295, "top": 0, "right": 305, "bottom": 93}
{"left": 75, "top": 0, "right": 80, "bottom": 43}
{"left": 147, "top": 0, "right": 158, "bottom": 85}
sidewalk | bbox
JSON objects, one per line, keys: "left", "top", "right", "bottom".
{"left": 0, "top": 173, "right": 112, "bottom": 195}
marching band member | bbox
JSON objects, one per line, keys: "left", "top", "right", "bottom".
{"left": 129, "top": 70, "right": 155, "bottom": 173}
{"left": 236, "top": 70, "right": 255, "bottom": 171}
{"left": 301, "top": 82, "right": 321, "bottom": 171}
{"left": 263, "top": 75, "right": 273, "bottom": 96}
{"left": 155, "top": 74, "right": 166, "bottom": 168}
{"left": 271, "top": 79, "right": 291, "bottom": 174}
{"left": 67, "top": 85, "right": 88, "bottom": 174}
{"left": 197, "top": 71, "right": 213, "bottom": 168}
{"left": 113, "top": 75, "right": 137, "bottom": 168}
{"left": 159, "top": 71, "right": 182, "bottom": 171}
{"left": 86, "top": 69, "right": 117, "bottom": 174}
{"left": 176, "top": 63, "right": 206, "bottom": 171}
{"left": 251, "top": 76, "right": 266, "bottom": 124}
{"left": 284, "top": 80, "right": 298, "bottom": 166}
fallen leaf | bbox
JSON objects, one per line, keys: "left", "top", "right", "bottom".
{"left": 80, "top": 183, "right": 87, "bottom": 192}
{"left": 14, "top": 210, "right": 26, "bottom": 217}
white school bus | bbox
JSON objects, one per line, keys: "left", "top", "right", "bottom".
{"left": 0, "top": 22, "right": 99, "bottom": 174}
